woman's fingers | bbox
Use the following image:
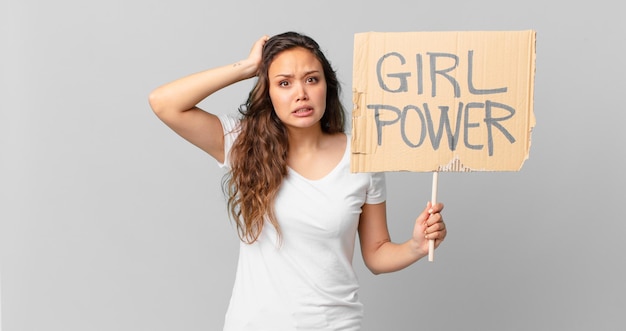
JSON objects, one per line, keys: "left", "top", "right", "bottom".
{"left": 424, "top": 213, "right": 446, "bottom": 240}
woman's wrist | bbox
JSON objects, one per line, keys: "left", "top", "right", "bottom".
{"left": 407, "top": 237, "right": 428, "bottom": 261}
{"left": 231, "top": 58, "right": 259, "bottom": 80}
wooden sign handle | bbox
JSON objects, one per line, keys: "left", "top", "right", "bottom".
{"left": 429, "top": 171, "right": 438, "bottom": 262}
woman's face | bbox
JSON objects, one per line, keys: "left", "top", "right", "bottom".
{"left": 267, "top": 47, "right": 327, "bottom": 132}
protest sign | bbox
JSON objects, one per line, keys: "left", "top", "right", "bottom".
{"left": 351, "top": 31, "right": 536, "bottom": 173}
{"left": 351, "top": 31, "right": 537, "bottom": 260}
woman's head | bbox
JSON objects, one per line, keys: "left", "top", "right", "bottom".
{"left": 243, "top": 31, "right": 345, "bottom": 133}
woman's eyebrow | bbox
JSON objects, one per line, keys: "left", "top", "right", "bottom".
{"left": 272, "top": 70, "right": 321, "bottom": 79}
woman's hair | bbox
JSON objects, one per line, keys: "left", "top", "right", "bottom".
{"left": 224, "top": 31, "right": 345, "bottom": 244}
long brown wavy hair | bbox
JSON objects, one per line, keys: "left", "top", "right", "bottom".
{"left": 223, "top": 31, "right": 346, "bottom": 244}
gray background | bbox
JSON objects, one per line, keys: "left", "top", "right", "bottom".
{"left": 1, "top": 0, "right": 624, "bottom": 330}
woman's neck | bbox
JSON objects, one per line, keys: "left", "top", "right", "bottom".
{"left": 286, "top": 125, "right": 327, "bottom": 153}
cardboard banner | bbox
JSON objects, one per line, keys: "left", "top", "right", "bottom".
{"left": 351, "top": 31, "right": 536, "bottom": 172}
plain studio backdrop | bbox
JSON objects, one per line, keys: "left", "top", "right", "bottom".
{"left": 1, "top": 1, "right": 624, "bottom": 330}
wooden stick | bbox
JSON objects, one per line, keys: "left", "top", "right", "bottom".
{"left": 429, "top": 171, "right": 439, "bottom": 262}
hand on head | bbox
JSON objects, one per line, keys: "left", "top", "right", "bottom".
{"left": 245, "top": 35, "right": 270, "bottom": 78}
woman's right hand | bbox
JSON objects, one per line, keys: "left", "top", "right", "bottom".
{"left": 242, "top": 35, "right": 269, "bottom": 79}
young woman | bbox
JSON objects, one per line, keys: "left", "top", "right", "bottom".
{"left": 149, "top": 31, "right": 447, "bottom": 331}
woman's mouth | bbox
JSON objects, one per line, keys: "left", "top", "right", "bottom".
{"left": 293, "top": 107, "right": 313, "bottom": 116}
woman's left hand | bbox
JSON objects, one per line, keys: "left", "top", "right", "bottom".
{"left": 412, "top": 202, "right": 447, "bottom": 254}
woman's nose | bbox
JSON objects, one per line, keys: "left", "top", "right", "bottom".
{"left": 295, "top": 84, "right": 308, "bottom": 101}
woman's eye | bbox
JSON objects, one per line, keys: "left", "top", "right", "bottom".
{"left": 306, "top": 77, "right": 318, "bottom": 83}
{"left": 279, "top": 81, "right": 289, "bottom": 87}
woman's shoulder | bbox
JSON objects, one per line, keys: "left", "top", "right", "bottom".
{"left": 219, "top": 114, "right": 241, "bottom": 133}
{"left": 217, "top": 114, "right": 242, "bottom": 168}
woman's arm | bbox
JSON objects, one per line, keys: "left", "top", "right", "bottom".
{"left": 148, "top": 35, "right": 269, "bottom": 162}
{"left": 358, "top": 201, "right": 446, "bottom": 275}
